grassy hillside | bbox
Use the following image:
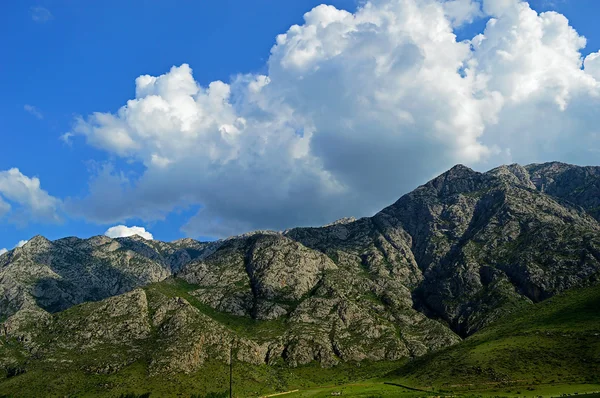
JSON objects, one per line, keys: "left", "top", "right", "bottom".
{"left": 1, "top": 281, "right": 599, "bottom": 397}
{"left": 286, "top": 285, "right": 600, "bottom": 397}
{"left": 0, "top": 278, "right": 404, "bottom": 397}
{"left": 0, "top": 358, "right": 403, "bottom": 397}
{"left": 391, "top": 284, "right": 600, "bottom": 388}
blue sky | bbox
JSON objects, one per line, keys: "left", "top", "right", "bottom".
{"left": 1, "top": 0, "right": 600, "bottom": 250}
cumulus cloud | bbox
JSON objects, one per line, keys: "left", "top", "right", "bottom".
{"left": 30, "top": 6, "right": 53, "bottom": 23}
{"left": 0, "top": 168, "right": 62, "bottom": 225}
{"left": 0, "top": 248, "right": 7, "bottom": 256}
{"left": 104, "top": 225, "right": 154, "bottom": 240}
{"left": 443, "top": 0, "right": 483, "bottom": 27}
{"left": 584, "top": 51, "right": 600, "bottom": 81}
{"left": 472, "top": 0, "right": 600, "bottom": 165}
{"left": 67, "top": 0, "right": 600, "bottom": 238}
{"left": 24, "top": 104, "right": 43, "bottom": 119}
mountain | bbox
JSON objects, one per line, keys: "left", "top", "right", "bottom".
{"left": 289, "top": 163, "right": 600, "bottom": 335}
{"left": 0, "top": 234, "right": 220, "bottom": 320}
{"left": 1, "top": 162, "right": 600, "bottom": 397}
{"left": 526, "top": 162, "right": 600, "bottom": 221}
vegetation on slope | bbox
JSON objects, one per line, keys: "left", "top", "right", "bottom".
{"left": 392, "top": 285, "right": 600, "bottom": 387}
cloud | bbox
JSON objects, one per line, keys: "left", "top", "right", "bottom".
{"left": 472, "top": 0, "right": 600, "bottom": 165}
{"left": 0, "top": 168, "right": 62, "bottom": 225}
{"left": 443, "top": 0, "right": 483, "bottom": 27}
{"left": 15, "top": 240, "right": 28, "bottom": 248}
{"left": 67, "top": 0, "right": 600, "bottom": 238}
{"left": 0, "top": 197, "right": 11, "bottom": 217}
{"left": 584, "top": 51, "right": 600, "bottom": 81}
{"left": 104, "top": 225, "right": 154, "bottom": 240}
{"left": 0, "top": 240, "right": 31, "bottom": 254}
{"left": 60, "top": 132, "right": 75, "bottom": 145}
{"left": 24, "top": 104, "right": 43, "bottom": 119}
{"left": 30, "top": 6, "right": 53, "bottom": 23}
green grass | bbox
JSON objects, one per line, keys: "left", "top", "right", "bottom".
{"left": 285, "top": 382, "right": 427, "bottom": 397}
{"left": 145, "top": 278, "right": 287, "bottom": 338}
{"left": 390, "top": 285, "right": 600, "bottom": 388}
{"left": 0, "top": 274, "right": 404, "bottom": 397}
{"left": 0, "top": 359, "right": 404, "bottom": 397}
{"left": 1, "top": 280, "right": 599, "bottom": 397}
{"left": 285, "top": 382, "right": 600, "bottom": 398}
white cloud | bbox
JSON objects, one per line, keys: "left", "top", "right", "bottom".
{"left": 471, "top": 0, "right": 600, "bottom": 165}
{"left": 0, "top": 197, "right": 11, "bottom": 217}
{"left": 30, "top": 6, "right": 53, "bottom": 23}
{"left": 60, "top": 132, "right": 75, "bottom": 146}
{"left": 482, "top": 0, "right": 518, "bottom": 16}
{"left": 104, "top": 225, "right": 154, "bottom": 240}
{"left": 67, "top": 0, "right": 600, "bottom": 238}
{"left": 24, "top": 104, "right": 43, "bottom": 119}
{"left": 0, "top": 168, "right": 62, "bottom": 225}
{"left": 0, "top": 240, "right": 29, "bottom": 254}
{"left": 584, "top": 51, "right": 600, "bottom": 81}
{"left": 443, "top": 0, "right": 483, "bottom": 27}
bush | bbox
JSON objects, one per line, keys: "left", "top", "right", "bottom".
{"left": 5, "top": 366, "right": 25, "bottom": 378}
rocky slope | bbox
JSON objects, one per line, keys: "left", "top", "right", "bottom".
{"left": 1, "top": 161, "right": 600, "bottom": 393}
{"left": 0, "top": 234, "right": 220, "bottom": 320}
{"left": 526, "top": 162, "right": 600, "bottom": 221}
{"left": 288, "top": 163, "right": 600, "bottom": 335}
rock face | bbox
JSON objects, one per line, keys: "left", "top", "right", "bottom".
{"left": 177, "top": 232, "right": 455, "bottom": 364}
{"left": 0, "top": 234, "right": 219, "bottom": 320}
{"left": 1, "top": 161, "right": 600, "bottom": 378}
{"left": 526, "top": 162, "right": 600, "bottom": 221}
{"left": 286, "top": 163, "right": 600, "bottom": 336}
{"left": 180, "top": 233, "right": 338, "bottom": 318}
{"left": 379, "top": 163, "right": 600, "bottom": 335}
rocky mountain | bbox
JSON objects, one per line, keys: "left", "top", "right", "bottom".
{"left": 0, "top": 234, "right": 220, "bottom": 320}
{"left": 288, "top": 163, "right": 600, "bottom": 335}
{"left": 526, "top": 162, "right": 600, "bottom": 221}
{"left": 1, "top": 161, "right": 600, "bottom": 396}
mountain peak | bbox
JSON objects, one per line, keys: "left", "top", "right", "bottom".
{"left": 118, "top": 234, "right": 151, "bottom": 242}
{"left": 486, "top": 163, "right": 535, "bottom": 189}
{"left": 449, "top": 163, "right": 472, "bottom": 172}
{"left": 20, "top": 235, "right": 51, "bottom": 248}
{"left": 28, "top": 235, "right": 50, "bottom": 243}
{"left": 438, "top": 164, "right": 479, "bottom": 180}
{"left": 423, "top": 163, "right": 482, "bottom": 196}
{"left": 13, "top": 235, "right": 53, "bottom": 255}
{"left": 323, "top": 217, "right": 357, "bottom": 227}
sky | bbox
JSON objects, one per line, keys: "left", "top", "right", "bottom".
{"left": 1, "top": 0, "right": 600, "bottom": 250}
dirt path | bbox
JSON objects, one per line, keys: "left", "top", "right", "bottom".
{"left": 260, "top": 390, "right": 300, "bottom": 397}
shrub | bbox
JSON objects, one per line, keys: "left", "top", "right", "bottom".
{"left": 5, "top": 366, "right": 25, "bottom": 378}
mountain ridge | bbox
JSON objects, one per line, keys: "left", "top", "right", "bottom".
{"left": 1, "top": 161, "right": 600, "bottom": 396}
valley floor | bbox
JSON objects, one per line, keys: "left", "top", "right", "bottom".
{"left": 0, "top": 360, "right": 598, "bottom": 397}
{"left": 284, "top": 381, "right": 600, "bottom": 398}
